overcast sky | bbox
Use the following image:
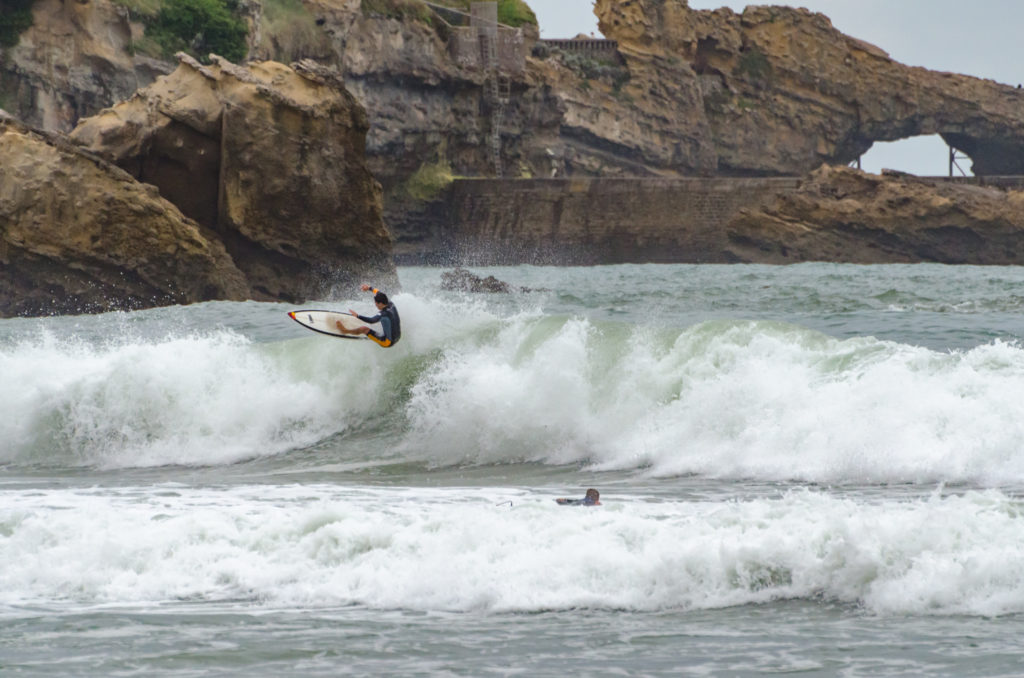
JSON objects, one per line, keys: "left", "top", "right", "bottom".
{"left": 528, "top": 0, "right": 1024, "bottom": 176}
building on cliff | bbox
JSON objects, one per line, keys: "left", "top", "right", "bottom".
{"left": 431, "top": 1, "right": 527, "bottom": 75}
{"left": 424, "top": 1, "right": 527, "bottom": 177}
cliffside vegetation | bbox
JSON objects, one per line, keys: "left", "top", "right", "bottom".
{"left": 403, "top": 157, "right": 456, "bottom": 201}
{"left": 361, "top": 0, "right": 536, "bottom": 28}
{"left": 495, "top": 0, "right": 536, "bottom": 27}
{"left": 361, "top": 0, "right": 433, "bottom": 22}
{"left": 736, "top": 46, "right": 773, "bottom": 87}
{"left": 0, "top": 0, "right": 35, "bottom": 48}
{"left": 111, "top": 0, "right": 247, "bottom": 62}
{"left": 261, "top": 0, "right": 329, "bottom": 60}
{"left": 556, "top": 50, "right": 631, "bottom": 98}
{"left": 147, "top": 0, "right": 247, "bottom": 62}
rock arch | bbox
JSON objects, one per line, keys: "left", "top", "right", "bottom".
{"left": 593, "top": 0, "right": 1024, "bottom": 177}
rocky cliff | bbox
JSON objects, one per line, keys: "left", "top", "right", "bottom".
{"left": 592, "top": 0, "right": 1024, "bottom": 176}
{"left": 726, "top": 166, "right": 1024, "bottom": 264}
{"left": 1, "top": 54, "right": 393, "bottom": 317}
{"left": 15, "top": 0, "right": 1024, "bottom": 183}
{"left": 7, "top": 0, "right": 1024, "bottom": 270}
{"left": 0, "top": 114, "right": 249, "bottom": 316}
{"left": 70, "top": 54, "right": 395, "bottom": 303}
{"left": 11, "top": 0, "right": 1024, "bottom": 181}
{"left": 325, "top": 0, "right": 1024, "bottom": 183}
{"left": 0, "top": 0, "right": 171, "bottom": 132}
{"left": 417, "top": 170, "right": 1024, "bottom": 266}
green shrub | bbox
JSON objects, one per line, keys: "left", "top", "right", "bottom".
{"left": 146, "top": 0, "right": 247, "bottom": 63}
{"left": 0, "top": 0, "right": 35, "bottom": 48}
{"left": 560, "top": 50, "right": 628, "bottom": 88}
{"left": 399, "top": 0, "right": 536, "bottom": 27}
{"left": 404, "top": 158, "right": 455, "bottom": 201}
{"left": 496, "top": 0, "right": 535, "bottom": 28}
{"left": 736, "top": 46, "right": 772, "bottom": 84}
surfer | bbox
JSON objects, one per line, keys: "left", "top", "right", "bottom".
{"left": 336, "top": 284, "right": 401, "bottom": 347}
{"left": 555, "top": 489, "right": 601, "bottom": 506}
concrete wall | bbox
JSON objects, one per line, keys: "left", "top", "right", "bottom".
{"left": 438, "top": 177, "right": 801, "bottom": 264}
{"left": 450, "top": 26, "right": 526, "bottom": 74}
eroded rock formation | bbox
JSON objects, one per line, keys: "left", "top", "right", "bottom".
{"left": 592, "top": 0, "right": 1024, "bottom": 176}
{"left": 725, "top": 165, "right": 1024, "bottom": 264}
{"left": 70, "top": 54, "right": 395, "bottom": 301}
{"left": 10, "top": 0, "right": 1024, "bottom": 180}
{"left": 0, "top": 115, "right": 249, "bottom": 316}
{"left": 8, "top": 0, "right": 1024, "bottom": 269}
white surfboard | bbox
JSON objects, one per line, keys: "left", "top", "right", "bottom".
{"left": 287, "top": 309, "right": 374, "bottom": 340}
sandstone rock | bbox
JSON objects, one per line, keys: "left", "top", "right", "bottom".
{"left": 0, "top": 0, "right": 171, "bottom": 132}
{"left": 71, "top": 55, "right": 395, "bottom": 302}
{"left": 593, "top": 0, "right": 1024, "bottom": 175}
{"left": 726, "top": 165, "right": 1024, "bottom": 264}
{"left": 0, "top": 118, "right": 249, "bottom": 317}
{"left": 11, "top": 0, "right": 1024, "bottom": 268}
{"left": 9, "top": 0, "right": 1024, "bottom": 183}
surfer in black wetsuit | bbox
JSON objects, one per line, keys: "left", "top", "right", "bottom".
{"left": 336, "top": 284, "right": 401, "bottom": 348}
{"left": 555, "top": 489, "right": 601, "bottom": 506}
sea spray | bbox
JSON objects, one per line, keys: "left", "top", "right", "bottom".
{"left": 404, "top": 316, "right": 1024, "bottom": 485}
{"left": 5, "top": 295, "right": 1024, "bottom": 485}
{"left": 0, "top": 331, "right": 359, "bottom": 467}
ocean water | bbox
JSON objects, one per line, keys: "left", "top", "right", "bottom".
{"left": 3, "top": 263, "right": 1024, "bottom": 676}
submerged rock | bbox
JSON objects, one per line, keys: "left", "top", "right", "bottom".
{"left": 440, "top": 268, "right": 525, "bottom": 293}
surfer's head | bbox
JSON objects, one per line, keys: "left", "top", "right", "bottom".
{"left": 374, "top": 291, "right": 389, "bottom": 306}
{"left": 585, "top": 489, "right": 600, "bottom": 503}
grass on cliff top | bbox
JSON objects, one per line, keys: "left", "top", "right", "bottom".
{"left": 110, "top": 0, "right": 163, "bottom": 19}
{"left": 497, "top": 0, "right": 536, "bottom": 28}
{"left": 262, "top": 0, "right": 331, "bottom": 61}
{"left": 0, "top": 0, "right": 35, "bottom": 48}
{"left": 364, "top": 0, "right": 537, "bottom": 28}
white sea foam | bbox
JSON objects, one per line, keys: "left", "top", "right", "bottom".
{"left": 5, "top": 297, "right": 1024, "bottom": 484}
{"left": 0, "top": 331, "right": 363, "bottom": 467}
{"left": 0, "top": 294, "right": 508, "bottom": 468}
{"left": 406, "top": 317, "right": 1024, "bottom": 485}
{"left": 2, "top": 486, "right": 1023, "bottom": 616}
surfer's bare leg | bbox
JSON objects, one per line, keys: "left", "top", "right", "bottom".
{"left": 336, "top": 321, "right": 371, "bottom": 336}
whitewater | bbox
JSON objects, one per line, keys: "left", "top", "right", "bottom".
{"left": 3, "top": 263, "right": 1024, "bottom": 676}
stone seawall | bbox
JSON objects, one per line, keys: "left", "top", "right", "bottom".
{"left": 436, "top": 177, "right": 801, "bottom": 265}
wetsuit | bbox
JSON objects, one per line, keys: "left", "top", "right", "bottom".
{"left": 357, "top": 289, "right": 401, "bottom": 348}
{"left": 555, "top": 496, "right": 600, "bottom": 506}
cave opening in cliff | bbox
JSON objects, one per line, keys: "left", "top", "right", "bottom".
{"left": 857, "top": 134, "right": 969, "bottom": 177}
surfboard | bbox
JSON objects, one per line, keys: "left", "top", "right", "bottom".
{"left": 287, "top": 310, "right": 373, "bottom": 340}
